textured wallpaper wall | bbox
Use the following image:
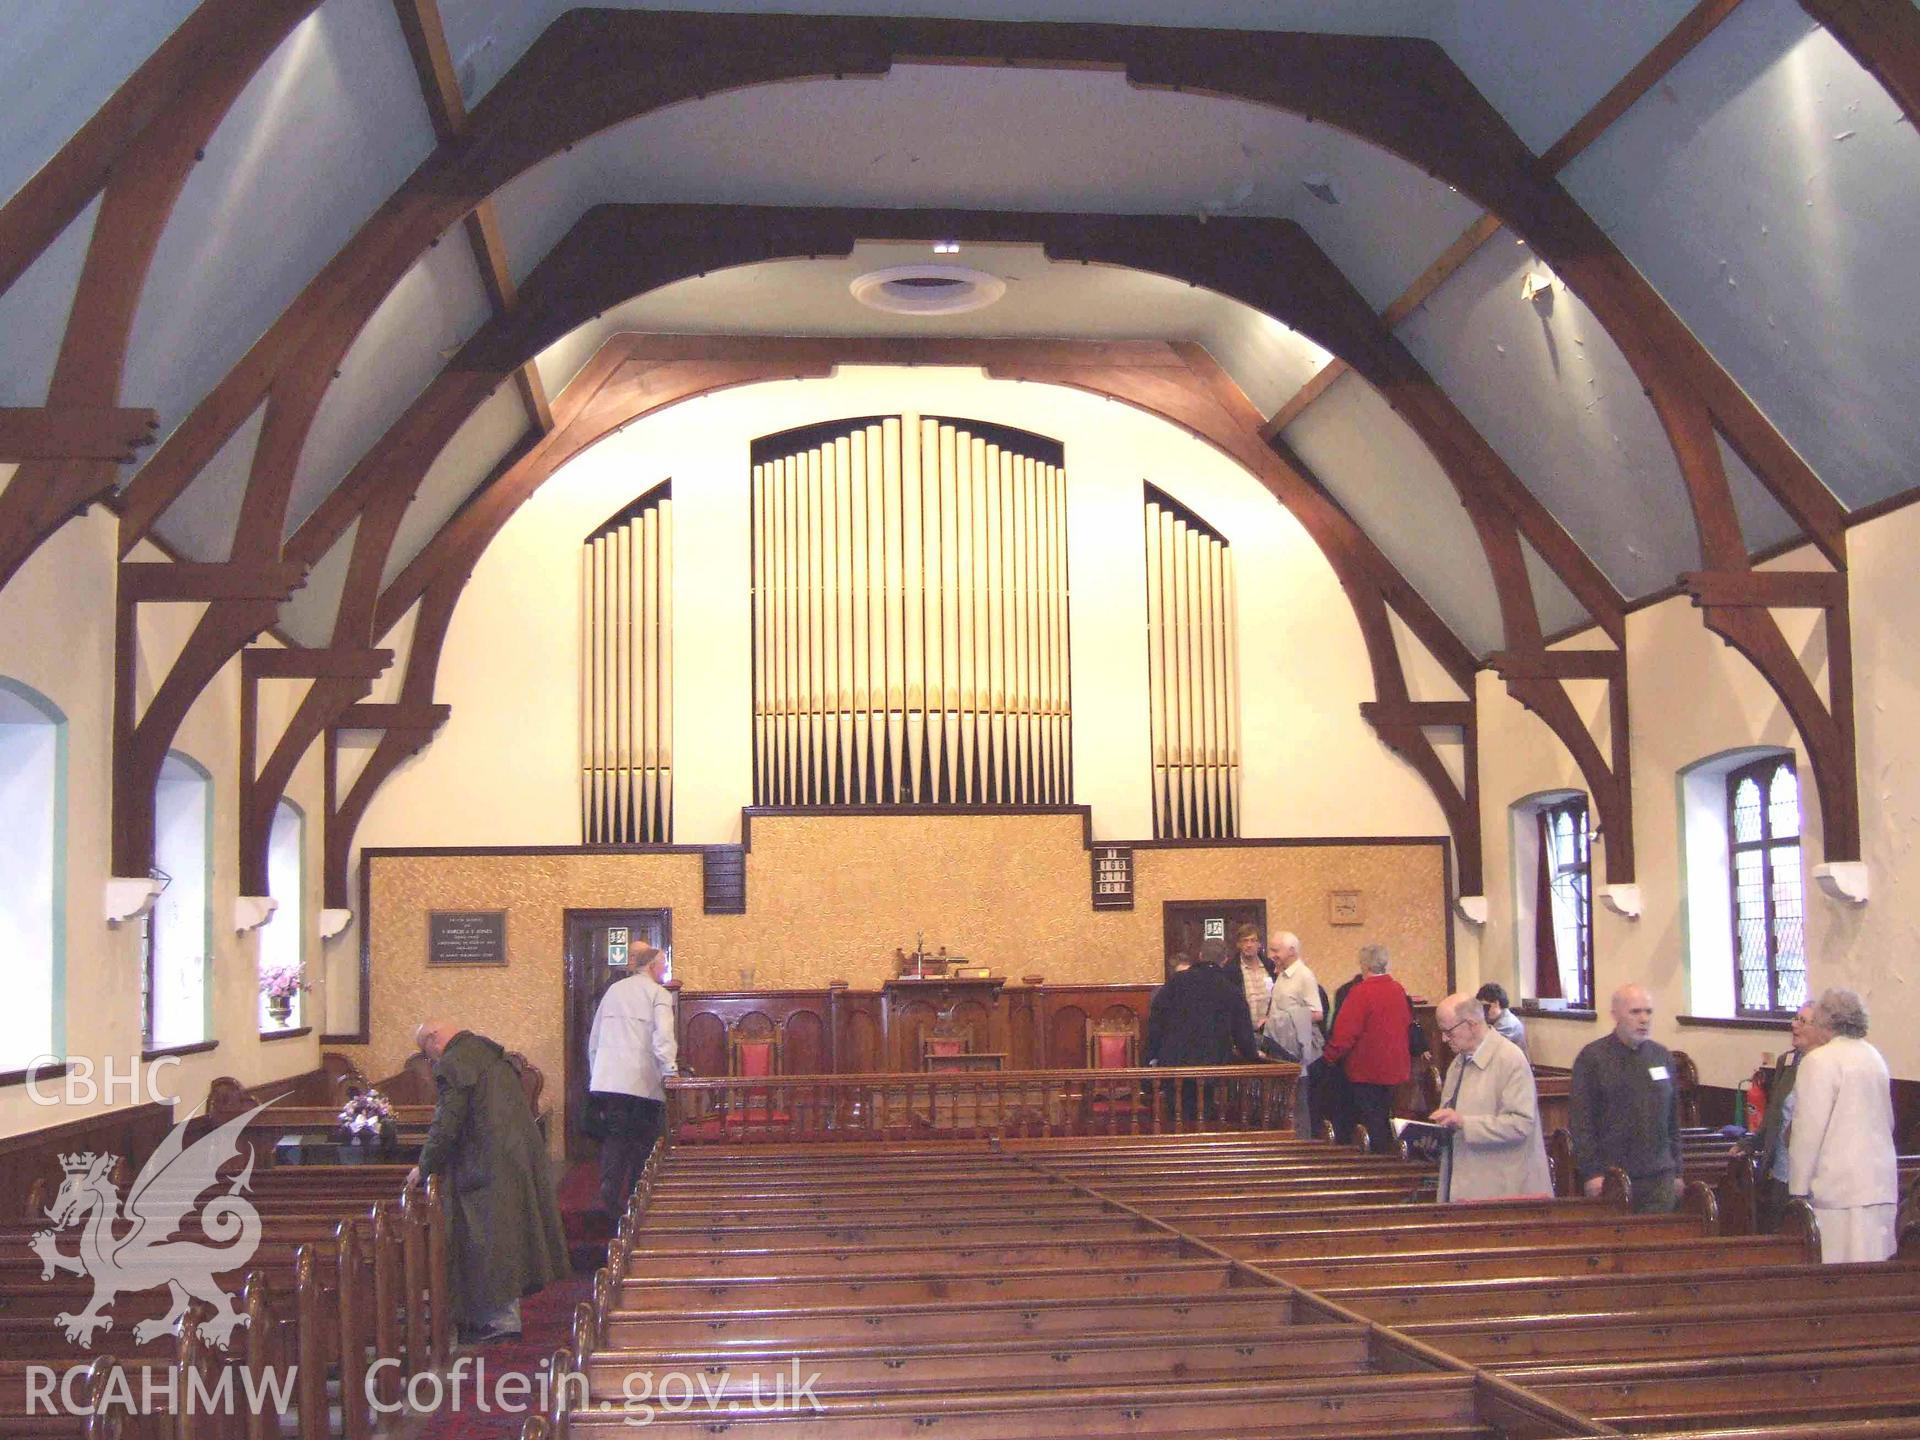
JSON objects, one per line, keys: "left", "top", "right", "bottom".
{"left": 345, "top": 812, "right": 1449, "bottom": 1140}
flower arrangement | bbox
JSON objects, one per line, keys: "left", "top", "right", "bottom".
{"left": 260, "top": 963, "right": 306, "bottom": 1002}
{"left": 337, "top": 1088, "right": 397, "bottom": 1141}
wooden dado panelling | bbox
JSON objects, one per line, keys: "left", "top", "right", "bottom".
{"left": 0, "top": 1102, "right": 174, "bottom": 1220}
{"left": 676, "top": 981, "right": 1156, "bottom": 1076}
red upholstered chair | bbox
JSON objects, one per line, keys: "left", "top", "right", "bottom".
{"left": 1087, "top": 1020, "right": 1139, "bottom": 1070}
{"left": 726, "top": 1028, "right": 789, "bottom": 1129}
{"left": 1086, "top": 1018, "right": 1142, "bottom": 1125}
{"left": 921, "top": 1018, "right": 971, "bottom": 1069}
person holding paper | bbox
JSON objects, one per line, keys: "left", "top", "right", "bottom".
{"left": 1427, "top": 992, "right": 1552, "bottom": 1202}
{"left": 1569, "top": 984, "right": 1684, "bottom": 1213}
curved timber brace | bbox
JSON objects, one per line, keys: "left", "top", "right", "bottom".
{"left": 1486, "top": 647, "right": 1634, "bottom": 885}
{"left": 1683, "top": 570, "right": 1858, "bottom": 864}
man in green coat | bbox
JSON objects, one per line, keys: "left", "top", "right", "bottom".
{"left": 407, "top": 1020, "right": 569, "bottom": 1341}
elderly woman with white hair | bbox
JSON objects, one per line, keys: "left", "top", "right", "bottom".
{"left": 1787, "top": 987, "right": 1899, "bottom": 1263}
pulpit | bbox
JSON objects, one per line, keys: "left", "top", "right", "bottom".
{"left": 881, "top": 975, "right": 1006, "bottom": 1072}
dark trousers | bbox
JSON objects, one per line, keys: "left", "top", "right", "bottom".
{"left": 1347, "top": 1082, "right": 1397, "bottom": 1155}
{"left": 1629, "top": 1171, "right": 1680, "bottom": 1215}
{"left": 595, "top": 1093, "right": 664, "bottom": 1218}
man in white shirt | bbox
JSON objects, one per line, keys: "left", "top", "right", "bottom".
{"left": 1264, "top": 932, "right": 1323, "bottom": 1138}
{"left": 1476, "top": 982, "right": 1528, "bottom": 1058}
{"left": 587, "top": 945, "right": 679, "bottom": 1218}
{"left": 1232, "top": 924, "right": 1273, "bottom": 1030}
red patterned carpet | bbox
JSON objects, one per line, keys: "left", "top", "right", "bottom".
{"left": 411, "top": 1163, "right": 603, "bottom": 1440}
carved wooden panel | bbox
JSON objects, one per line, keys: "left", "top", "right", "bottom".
{"left": 783, "top": 1009, "right": 826, "bottom": 1075}
{"left": 682, "top": 1011, "right": 726, "bottom": 1079}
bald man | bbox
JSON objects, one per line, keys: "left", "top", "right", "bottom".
{"left": 1569, "top": 985, "right": 1684, "bottom": 1213}
{"left": 408, "top": 1019, "right": 568, "bottom": 1341}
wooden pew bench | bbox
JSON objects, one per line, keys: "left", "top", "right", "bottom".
{"left": 1522, "top": 1345, "right": 1920, "bottom": 1430}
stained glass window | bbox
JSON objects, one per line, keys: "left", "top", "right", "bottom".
{"left": 1729, "top": 756, "right": 1806, "bottom": 1016}
{"left": 1545, "top": 797, "right": 1594, "bottom": 1009}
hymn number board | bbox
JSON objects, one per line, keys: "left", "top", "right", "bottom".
{"left": 1091, "top": 846, "right": 1134, "bottom": 910}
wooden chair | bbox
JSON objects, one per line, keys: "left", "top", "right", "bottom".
{"left": 727, "top": 1027, "right": 788, "bottom": 1127}
{"left": 921, "top": 1015, "right": 972, "bottom": 1069}
{"left": 1086, "top": 1018, "right": 1140, "bottom": 1070}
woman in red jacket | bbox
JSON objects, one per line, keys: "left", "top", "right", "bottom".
{"left": 1323, "top": 943, "right": 1413, "bottom": 1154}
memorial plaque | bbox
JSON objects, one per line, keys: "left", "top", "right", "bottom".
{"left": 428, "top": 909, "right": 508, "bottom": 966}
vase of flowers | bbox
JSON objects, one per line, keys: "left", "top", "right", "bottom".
{"left": 261, "top": 963, "right": 303, "bottom": 1026}
{"left": 336, "top": 1088, "right": 398, "bottom": 1152}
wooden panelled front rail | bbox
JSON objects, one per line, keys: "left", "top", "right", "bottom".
{"left": 666, "top": 1064, "right": 1297, "bottom": 1142}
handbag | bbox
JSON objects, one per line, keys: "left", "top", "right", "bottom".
{"left": 1408, "top": 1018, "right": 1432, "bottom": 1058}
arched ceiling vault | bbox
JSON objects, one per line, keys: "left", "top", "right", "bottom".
{"left": 2, "top": 0, "right": 1912, "bottom": 902}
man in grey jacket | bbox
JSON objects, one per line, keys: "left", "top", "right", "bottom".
{"left": 587, "top": 945, "right": 679, "bottom": 1217}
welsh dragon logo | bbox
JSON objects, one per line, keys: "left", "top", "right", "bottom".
{"left": 27, "top": 1103, "right": 271, "bottom": 1350}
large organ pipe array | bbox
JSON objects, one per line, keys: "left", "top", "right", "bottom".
{"left": 581, "top": 484, "right": 673, "bottom": 843}
{"left": 751, "top": 415, "right": 1072, "bottom": 806}
{"left": 1145, "top": 485, "right": 1240, "bottom": 839}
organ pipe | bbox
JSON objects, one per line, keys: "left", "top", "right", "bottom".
{"left": 751, "top": 415, "right": 1071, "bottom": 806}
{"left": 1145, "top": 490, "right": 1239, "bottom": 839}
{"left": 581, "top": 485, "right": 673, "bottom": 843}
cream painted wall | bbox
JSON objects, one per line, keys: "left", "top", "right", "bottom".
{"left": 0, "top": 514, "right": 324, "bottom": 1141}
{"left": 325, "top": 366, "right": 1465, "bottom": 1019}
{"left": 1471, "top": 511, "right": 1918, "bottom": 1090}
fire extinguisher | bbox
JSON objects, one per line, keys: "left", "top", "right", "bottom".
{"left": 1744, "top": 1054, "right": 1771, "bottom": 1132}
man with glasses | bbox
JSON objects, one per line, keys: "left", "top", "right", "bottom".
{"left": 1427, "top": 992, "right": 1552, "bottom": 1202}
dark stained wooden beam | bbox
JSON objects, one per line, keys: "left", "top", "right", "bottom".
{"left": 1801, "top": 0, "right": 1920, "bottom": 135}
{"left": 338, "top": 702, "right": 451, "bottom": 730}
{"left": 243, "top": 647, "right": 393, "bottom": 681}
{"left": 0, "top": 406, "right": 157, "bottom": 462}
{"left": 1682, "top": 569, "right": 1847, "bottom": 610}
{"left": 119, "top": 560, "right": 303, "bottom": 602}
{"left": 1360, "top": 701, "right": 1476, "bottom": 730}
{"left": 1485, "top": 650, "right": 1625, "bottom": 682}
{"left": 0, "top": 0, "right": 327, "bottom": 597}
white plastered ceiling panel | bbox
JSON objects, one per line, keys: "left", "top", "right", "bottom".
{"left": 380, "top": 380, "right": 532, "bottom": 591}
{"left": 0, "top": 0, "right": 201, "bottom": 207}
{"left": 120, "top": 0, "right": 436, "bottom": 438}
{"left": 1434, "top": 0, "right": 1702, "bottom": 154}
{"left": 487, "top": 66, "right": 1478, "bottom": 310}
{"left": 526, "top": 243, "right": 1333, "bottom": 415}
{"left": 153, "top": 402, "right": 267, "bottom": 563}
{"left": 1562, "top": 0, "right": 1920, "bottom": 512}
{"left": 0, "top": 198, "right": 99, "bottom": 408}
{"left": 1394, "top": 226, "right": 1696, "bottom": 600}
{"left": 287, "top": 235, "right": 495, "bottom": 540}
{"left": 1281, "top": 368, "right": 1505, "bottom": 658}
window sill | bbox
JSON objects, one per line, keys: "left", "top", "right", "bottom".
{"left": 1677, "top": 1014, "right": 1792, "bottom": 1032}
{"left": 143, "top": 1039, "right": 218, "bottom": 1062}
{"left": 1517, "top": 1004, "right": 1598, "bottom": 1022}
{"left": 259, "top": 1026, "right": 313, "bottom": 1043}
{"left": 0, "top": 1060, "right": 69, "bottom": 1090}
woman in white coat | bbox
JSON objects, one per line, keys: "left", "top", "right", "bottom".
{"left": 1788, "top": 986, "right": 1899, "bottom": 1263}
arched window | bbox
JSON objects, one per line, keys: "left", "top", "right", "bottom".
{"left": 0, "top": 678, "right": 65, "bottom": 1074}
{"left": 145, "top": 752, "right": 212, "bottom": 1052}
{"left": 1728, "top": 755, "right": 1806, "bottom": 1017}
{"left": 1511, "top": 791, "right": 1594, "bottom": 1011}
{"left": 258, "top": 800, "right": 306, "bottom": 1033}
